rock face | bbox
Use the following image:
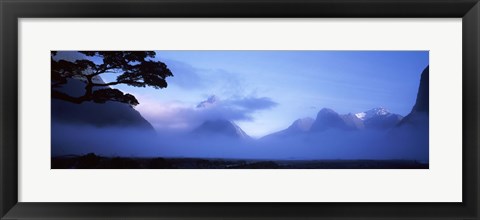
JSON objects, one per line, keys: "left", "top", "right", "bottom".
{"left": 51, "top": 78, "right": 154, "bottom": 130}
{"left": 388, "top": 66, "right": 429, "bottom": 163}
{"left": 398, "top": 66, "right": 429, "bottom": 126}
{"left": 192, "top": 119, "right": 251, "bottom": 139}
{"left": 412, "top": 66, "right": 429, "bottom": 113}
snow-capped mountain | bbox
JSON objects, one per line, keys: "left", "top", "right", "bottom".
{"left": 354, "top": 107, "right": 403, "bottom": 130}
{"left": 192, "top": 119, "right": 251, "bottom": 139}
{"left": 275, "top": 107, "right": 403, "bottom": 135}
{"left": 355, "top": 107, "right": 390, "bottom": 121}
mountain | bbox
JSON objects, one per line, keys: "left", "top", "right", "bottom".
{"left": 51, "top": 78, "right": 154, "bottom": 130}
{"left": 364, "top": 113, "right": 404, "bottom": 130}
{"left": 389, "top": 66, "right": 429, "bottom": 162}
{"left": 192, "top": 119, "right": 251, "bottom": 139}
{"left": 355, "top": 107, "right": 390, "bottom": 121}
{"left": 268, "top": 107, "right": 402, "bottom": 137}
{"left": 193, "top": 96, "right": 251, "bottom": 139}
{"left": 355, "top": 107, "right": 403, "bottom": 130}
{"left": 398, "top": 66, "right": 429, "bottom": 127}
{"left": 262, "top": 117, "right": 314, "bottom": 139}
{"left": 310, "top": 108, "right": 362, "bottom": 132}
{"left": 342, "top": 113, "right": 365, "bottom": 130}
{"left": 288, "top": 117, "right": 315, "bottom": 132}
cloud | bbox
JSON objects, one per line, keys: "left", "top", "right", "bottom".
{"left": 162, "top": 60, "right": 206, "bottom": 89}
{"left": 160, "top": 59, "right": 245, "bottom": 97}
{"left": 226, "top": 96, "right": 278, "bottom": 110}
{"left": 196, "top": 95, "right": 218, "bottom": 108}
{"left": 137, "top": 95, "right": 278, "bottom": 133}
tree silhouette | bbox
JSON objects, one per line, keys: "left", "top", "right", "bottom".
{"left": 51, "top": 51, "right": 173, "bottom": 106}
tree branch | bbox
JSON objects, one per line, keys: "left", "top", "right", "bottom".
{"left": 89, "top": 64, "right": 123, "bottom": 77}
{"left": 51, "top": 90, "right": 88, "bottom": 104}
{"left": 92, "top": 80, "right": 136, "bottom": 87}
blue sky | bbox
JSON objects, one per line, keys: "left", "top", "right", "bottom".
{"left": 86, "top": 51, "right": 428, "bottom": 138}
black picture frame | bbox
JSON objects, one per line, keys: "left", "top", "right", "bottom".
{"left": 1, "top": 0, "right": 479, "bottom": 219}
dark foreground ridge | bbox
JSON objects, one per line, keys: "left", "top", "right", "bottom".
{"left": 52, "top": 153, "right": 428, "bottom": 169}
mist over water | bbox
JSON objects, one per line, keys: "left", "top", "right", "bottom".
{"left": 52, "top": 121, "right": 428, "bottom": 162}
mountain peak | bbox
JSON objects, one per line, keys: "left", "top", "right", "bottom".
{"left": 193, "top": 119, "right": 250, "bottom": 139}
{"left": 311, "top": 108, "right": 347, "bottom": 132}
{"left": 318, "top": 108, "right": 337, "bottom": 115}
{"left": 316, "top": 108, "right": 340, "bottom": 119}
{"left": 411, "top": 66, "right": 429, "bottom": 113}
{"left": 289, "top": 117, "right": 315, "bottom": 131}
{"left": 355, "top": 107, "right": 391, "bottom": 121}
{"left": 398, "top": 66, "right": 429, "bottom": 127}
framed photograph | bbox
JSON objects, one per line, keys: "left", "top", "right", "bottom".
{"left": 1, "top": 0, "right": 479, "bottom": 219}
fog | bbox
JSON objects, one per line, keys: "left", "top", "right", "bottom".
{"left": 52, "top": 122, "right": 428, "bottom": 162}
